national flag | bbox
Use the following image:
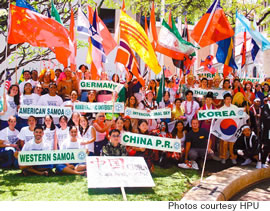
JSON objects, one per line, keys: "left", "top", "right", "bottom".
{"left": 156, "top": 67, "right": 165, "bottom": 104}
{"left": 119, "top": 10, "right": 161, "bottom": 75}
{"left": 240, "top": 31, "right": 246, "bottom": 69}
{"left": 51, "top": 0, "right": 63, "bottom": 25}
{"left": 116, "top": 87, "right": 126, "bottom": 103}
{"left": 211, "top": 117, "right": 248, "bottom": 142}
{"left": 8, "top": 4, "right": 72, "bottom": 67}
{"left": 149, "top": 1, "right": 158, "bottom": 49}
{"left": 115, "top": 35, "right": 145, "bottom": 86}
{"left": 16, "top": 0, "right": 38, "bottom": 13}
{"left": 216, "top": 37, "right": 238, "bottom": 78}
{"left": 251, "top": 39, "right": 260, "bottom": 62}
{"left": 18, "top": 69, "right": 24, "bottom": 84}
{"left": 200, "top": 55, "right": 217, "bottom": 74}
{"left": 156, "top": 17, "right": 197, "bottom": 60}
{"left": 236, "top": 11, "right": 270, "bottom": 51}
{"left": 69, "top": 8, "right": 77, "bottom": 71}
{"left": 191, "top": 0, "right": 234, "bottom": 47}
{"left": 86, "top": 6, "right": 94, "bottom": 65}
{"left": 5, "top": 79, "right": 11, "bottom": 92}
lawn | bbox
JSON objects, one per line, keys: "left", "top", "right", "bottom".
{"left": 0, "top": 166, "right": 199, "bottom": 201}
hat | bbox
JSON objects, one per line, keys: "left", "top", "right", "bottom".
{"left": 187, "top": 73, "right": 194, "bottom": 79}
{"left": 213, "top": 74, "right": 222, "bottom": 81}
{"left": 145, "top": 90, "right": 153, "bottom": 95}
{"left": 254, "top": 98, "right": 261, "bottom": 102}
{"left": 205, "top": 91, "right": 214, "bottom": 99}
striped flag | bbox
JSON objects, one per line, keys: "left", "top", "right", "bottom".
{"left": 5, "top": 79, "right": 11, "bottom": 91}
{"left": 241, "top": 31, "right": 246, "bottom": 69}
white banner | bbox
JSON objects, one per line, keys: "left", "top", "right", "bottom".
{"left": 18, "top": 149, "right": 87, "bottom": 166}
{"left": 239, "top": 77, "right": 262, "bottom": 83}
{"left": 86, "top": 156, "right": 155, "bottom": 188}
{"left": 125, "top": 108, "right": 171, "bottom": 119}
{"left": 79, "top": 80, "right": 124, "bottom": 92}
{"left": 74, "top": 102, "right": 125, "bottom": 113}
{"left": 197, "top": 108, "right": 247, "bottom": 121}
{"left": 18, "top": 105, "right": 72, "bottom": 118}
{"left": 121, "top": 132, "right": 181, "bottom": 152}
{"left": 190, "top": 88, "right": 228, "bottom": 100}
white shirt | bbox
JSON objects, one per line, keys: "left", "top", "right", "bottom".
{"left": 20, "top": 94, "right": 40, "bottom": 119}
{"left": 43, "top": 128, "right": 56, "bottom": 150}
{"left": 181, "top": 100, "right": 200, "bottom": 127}
{"left": 0, "top": 127, "right": 19, "bottom": 144}
{"left": 0, "top": 95, "right": 17, "bottom": 121}
{"left": 81, "top": 126, "right": 95, "bottom": 152}
{"left": 56, "top": 127, "right": 69, "bottom": 148}
{"left": 60, "top": 139, "right": 84, "bottom": 150}
{"left": 22, "top": 138, "right": 50, "bottom": 151}
{"left": 17, "top": 126, "right": 34, "bottom": 143}
{"left": 19, "top": 79, "right": 36, "bottom": 94}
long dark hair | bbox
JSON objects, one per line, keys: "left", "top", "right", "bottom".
{"left": 43, "top": 115, "right": 56, "bottom": 130}
{"left": 172, "top": 120, "right": 184, "bottom": 138}
{"left": 79, "top": 115, "right": 90, "bottom": 136}
{"left": 8, "top": 84, "right": 20, "bottom": 106}
{"left": 123, "top": 118, "right": 132, "bottom": 132}
{"left": 137, "top": 119, "right": 148, "bottom": 135}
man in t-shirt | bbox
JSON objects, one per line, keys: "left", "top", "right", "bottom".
{"left": 178, "top": 118, "right": 214, "bottom": 170}
{"left": 17, "top": 116, "right": 37, "bottom": 148}
{"left": 19, "top": 125, "right": 52, "bottom": 176}
{"left": 0, "top": 116, "right": 19, "bottom": 168}
{"left": 19, "top": 70, "right": 35, "bottom": 93}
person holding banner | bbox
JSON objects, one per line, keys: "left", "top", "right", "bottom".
{"left": 102, "top": 129, "right": 127, "bottom": 156}
{"left": 55, "top": 116, "right": 69, "bottom": 150}
{"left": 171, "top": 98, "right": 186, "bottom": 122}
{"left": 42, "top": 115, "right": 56, "bottom": 150}
{"left": 233, "top": 125, "right": 262, "bottom": 168}
{"left": 219, "top": 93, "right": 238, "bottom": 165}
{"left": 0, "top": 116, "right": 19, "bottom": 168}
{"left": 55, "top": 126, "right": 86, "bottom": 176}
{"left": 62, "top": 90, "right": 80, "bottom": 110}
{"left": 19, "top": 125, "right": 53, "bottom": 176}
{"left": 79, "top": 116, "right": 96, "bottom": 156}
{"left": 93, "top": 113, "right": 113, "bottom": 156}
{"left": 0, "top": 84, "right": 20, "bottom": 130}
{"left": 17, "top": 116, "right": 37, "bottom": 149}
{"left": 125, "top": 95, "right": 139, "bottom": 129}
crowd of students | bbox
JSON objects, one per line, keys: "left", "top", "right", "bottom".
{"left": 0, "top": 65, "right": 270, "bottom": 176}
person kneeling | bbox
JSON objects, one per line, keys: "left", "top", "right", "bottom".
{"left": 19, "top": 125, "right": 53, "bottom": 176}
{"left": 102, "top": 129, "right": 127, "bottom": 156}
{"left": 233, "top": 125, "right": 262, "bottom": 168}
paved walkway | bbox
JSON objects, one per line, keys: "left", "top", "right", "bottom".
{"left": 230, "top": 179, "right": 270, "bottom": 201}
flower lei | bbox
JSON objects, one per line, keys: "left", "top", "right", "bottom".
{"left": 184, "top": 100, "right": 194, "bottom": 115}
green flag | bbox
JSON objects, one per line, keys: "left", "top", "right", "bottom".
{"left": 116, "top": 87, "right": 126, "bottom": 102}
{"left": 51, "top": 0, "right": 63, "bottom": 25}
{"left": 156, "top": 68, "right": 165, "bottom": 104}
{"left": 18, "top": 69, "right": 24, "bottom": 84}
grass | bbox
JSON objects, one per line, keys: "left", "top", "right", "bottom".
{"left": 0, "top": 166, "right": 199, "bottom": 201}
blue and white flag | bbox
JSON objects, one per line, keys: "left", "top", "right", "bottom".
{"left": 236, "top": 11, "right": 270, "bottom": 51}
{"left": 77, "top": 7, "right": 91, "bottom": 37}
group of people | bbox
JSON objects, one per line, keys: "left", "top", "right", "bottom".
{"left": 0, "top": 65, "right": 270, "bottom": 176}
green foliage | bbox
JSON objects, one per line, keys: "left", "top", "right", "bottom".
{"left": 0, "top": 166, "right": 199, "bottom": 201}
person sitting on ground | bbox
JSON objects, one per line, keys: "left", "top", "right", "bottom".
{"left": 19, "top": 125, "right": 53, "bottom": 176}
{"left": 178, "top": 118, "right": 216, "bottom": 170}
{"left": 102, "top": 129, "right": 127, "bottom": 156}
{"left": 233, "top": 125, "right": 262, "bottom": 168}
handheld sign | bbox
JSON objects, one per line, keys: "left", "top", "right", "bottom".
{"left": 74, "top": 102, "right": 125, "bottom": 113}
{"left": 125, "top": 108, "right": 171, "bottom": 119}
{"left": 190, "top": 88, "right": 228, "bottom": 100}
{"left": 121, "top": 132, "right": 181, "bottom": 152}
{"left": 86, "top": 156, "right": 155, "bottom": 188}
{"left": 79, "top": 80, "right": 124, "bottom": 92}
{"left": 18, "top": 149, "right": 87, "bottom": 166}
{"left": 197, "top": 108, "right": 246, "bottom": 121}
{"left": 18, "top": 105, "right": 72, "bottom": 118}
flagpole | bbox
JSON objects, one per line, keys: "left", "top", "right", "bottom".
{"left": 200, "top": 118, "right": 214, "bottom": 182}
{"left": 4, "top": 0, "right": 11, "bottom": 94}
{"left": 15, "top": 46, "right": 18, "bottom": 84}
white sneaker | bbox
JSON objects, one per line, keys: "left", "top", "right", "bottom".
{"left": 262, "top": 164, "right": 268, "bottom": 168}
{"left": 232, "top": 159, "right": 237, "bottom": 165}
{"left": 178, "top": 161, "right": 199, "bottom": 170}
{"left": 256, "top": 161, "right": 262, "bottom": 169}
{"left": 241, "top": 158, "right": 252, "bottom": 166}
{"left": 221, "top": 159, "right": 226, "bottom": 164}
{"left": 191, "top": 161, "right": 199, "bottom": 170}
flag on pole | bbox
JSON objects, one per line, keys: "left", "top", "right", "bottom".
{"left": 251, "top": 39, "right": 260, "bottom": 62}
{"left": 119, "top": 10, "right": 161, "bottom": 75}
{"left": 51, "top": 0, "right": 63, "bottom": 25}
{"left": 156, "top": 67, "right": 165, "bottom": 104}
{"left": 191, "top": 0, "right": 234, "bottom": 47}
{"left": 8, "top": 4, "right": 72, "bottom": 67}
{"left": 236, "top": 11, "right": 270, "bottom": 51}
{"left": 5, "top": 78, "right": 11, "bottom": 91}
{"left": 216, "top": 37, "right": 238, "bottom": 78}
{"left": 16, "top": 0, "right": 38, "bottom": 13}
{"left": 149, "top": 1, "right": 158, "bottom": 49}
{"left": 18, "top": 69, "right": 24, "bottom": 84}
{"left": 200, "top": 55, "right": 217, "bottom": 74}
{"left": 69, "top": 8, "right": 76, "bottom": 71}
{"left": 240, "top": 31, "right": 246, "bottom": 69}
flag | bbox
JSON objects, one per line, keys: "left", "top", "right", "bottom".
{"left": 236, "top": 11, "right": 270, "bottom": 51}
{"left": 51, "top": 0, "right": 63, "bottom": 25}
{"left": 216, "top": 37, "right": 238, "bottom": 78}
{"left": 69, "top": 8, "right": 76, "bottom": 71}
{"left": 115, "top": 35, "right": 145, "bottom": 86}
{"left": 86, "top": 6, "right": 94, "bottom": 65}
{"left": 191, "top": 0, "right": 234, "bottom": 47}
{"left": 149, "top": 1, "right": 158, "bottom": 49}
{"left": 116, "top": 87, "right": 126, "bottom": 102}
{"left": 119, "top": 10, "right": 161, "bottom": 75}
{"left": 240, "top": 31, "right": 246, "bottom": 69}
{"left": 251, "top": 39, "right": 260, "bottom": 62}
{"left": 156, "top": 67, "right": 165, "bottom": 104}
{"left": 8, "top": 4, "right": 72, "bottom": 67}
{"left": 16, "top": 0, "right": 38, "bottom": 13}
{"left": 200, "top": 55, "right": 217, "bottom": 74}
{"left": 18, "top": 69, "right": 24, "bottom": 84}
{"left": 211, "top": 117, "right": 248, "bottom": 142}
{"left": 156, "top": 17, "right": 197, "bottom": 60}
